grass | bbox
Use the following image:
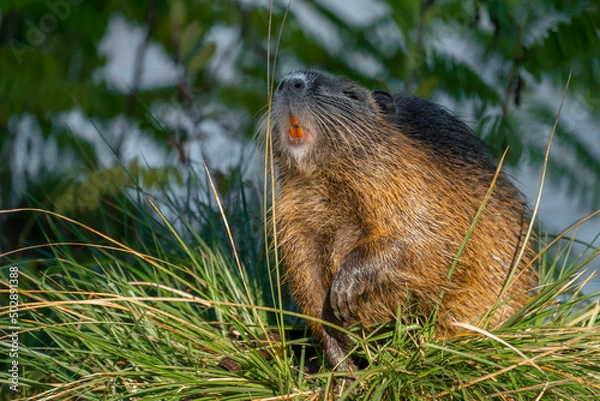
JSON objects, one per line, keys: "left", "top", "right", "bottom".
{"left": 0, "top": 162, "right": 599, "bottom": 400}
{"left": 1, "top": 56, "right": 599, "bottom": 401}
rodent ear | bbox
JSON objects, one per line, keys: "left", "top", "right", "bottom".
{"left": 371, "top": 90, "right": 396, "bottom": 116}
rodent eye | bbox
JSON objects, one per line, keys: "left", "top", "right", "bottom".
{"left": 342, "top": 90, "right": 360, "bottom": 101}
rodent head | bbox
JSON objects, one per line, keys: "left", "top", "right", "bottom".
{"left": 270, "top": 70, "right": 396, "bottom": 174}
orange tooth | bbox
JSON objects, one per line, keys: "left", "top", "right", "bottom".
{"left": 289, "top": 114, "right": 304, "bottom": 139}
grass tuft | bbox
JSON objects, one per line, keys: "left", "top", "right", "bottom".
{"left": 1, "top": 172, "right": 599, "bottom": 400}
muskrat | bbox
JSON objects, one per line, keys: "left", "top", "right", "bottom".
{"left": 270, "top": 70, "right": 536, "bottom": 371}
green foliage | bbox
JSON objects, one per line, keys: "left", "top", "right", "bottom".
{"left": 53, "top": 159, "right": 183, "bottom": 214}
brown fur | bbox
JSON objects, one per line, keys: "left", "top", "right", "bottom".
{"left": 270, "top": 70, "right": 536, "bottom": 370}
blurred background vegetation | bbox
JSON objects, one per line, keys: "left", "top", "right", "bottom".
{"left": 1, "top": 0, "right": 599, "bottom": 264}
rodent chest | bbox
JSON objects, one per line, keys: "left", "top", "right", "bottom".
{"left": 277, "top": 174, "right": 372, "bottom": 274}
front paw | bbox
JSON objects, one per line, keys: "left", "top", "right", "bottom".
{"left": 329, "top": 266, "right": 367, "bottom": 323}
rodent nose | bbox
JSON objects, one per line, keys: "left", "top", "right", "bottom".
{"left": 277, "top": 76, "right": 307, "bottom": 92}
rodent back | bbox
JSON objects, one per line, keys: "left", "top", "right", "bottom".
{"left": 389, "top": 95, "right": 499, "bottom": 173}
